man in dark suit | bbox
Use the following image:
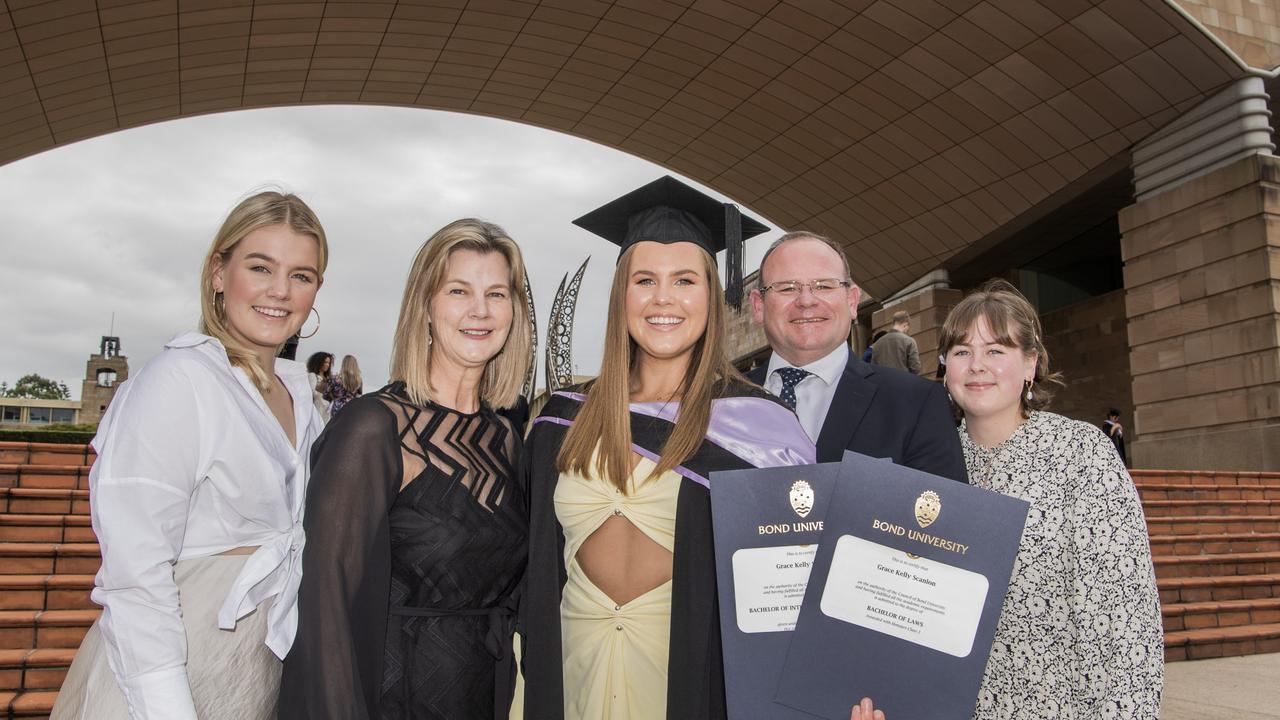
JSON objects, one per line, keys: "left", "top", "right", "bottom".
{"left": 747, "top": 231, "right": 966, "bottom": 482}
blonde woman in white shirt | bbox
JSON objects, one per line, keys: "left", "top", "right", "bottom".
{"left": 53, "top": 191, "right": 329, "bottom": 720}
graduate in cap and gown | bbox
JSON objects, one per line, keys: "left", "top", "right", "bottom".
{"left": 520, "top": 177, "right": 815, "bottom": 720}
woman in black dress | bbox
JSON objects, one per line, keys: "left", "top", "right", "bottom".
{"left": 280, "top": 218, "right": 532, "bottom": 719}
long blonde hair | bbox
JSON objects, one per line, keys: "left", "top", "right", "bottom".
{"left": 338, "top": 355, "right": 362, "bottom": 393}
{"left": 556, "top": 244, "right": 745, "bottom": 492}
{"left": 389, "top": 218, "right": 531, "bottom": 409}
{"left": 199, "top": 191, "right": 328, "bottom": 391}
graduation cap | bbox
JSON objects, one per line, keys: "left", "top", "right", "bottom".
{"left": 572, "top": 175, "right": 769, "bottom": 307}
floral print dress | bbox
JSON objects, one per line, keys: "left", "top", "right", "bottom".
{"left": 960, "top": 411, "right": 1163, "bottom": 719}
{"left": 322, "top": 377, "right": 360, "bottom": 415}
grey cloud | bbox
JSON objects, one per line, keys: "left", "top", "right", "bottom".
{"left": 1, "top": 105, "right": 778, "bottom": 400}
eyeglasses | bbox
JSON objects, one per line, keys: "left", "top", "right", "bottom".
{"left": 759, "top": 278, "right": 852, "bottom": 298}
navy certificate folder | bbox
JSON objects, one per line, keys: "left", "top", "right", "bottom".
{"left": 709, "top": 461, "right": 845, "bottom": 720}
{"left": 774, "top": 452, "right": 1029, "bottom": 720}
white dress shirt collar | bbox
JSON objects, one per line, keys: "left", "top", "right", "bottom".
{"left": 765, "top": 342, "right": 849, "bottom": 387}
{"left": 164, "top": 332, "right": 313, "bottom": 453}
{"left": 763, "top": 343, "right": 849, "bottom": 442}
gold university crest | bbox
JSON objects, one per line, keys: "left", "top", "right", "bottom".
{"left": 789, "top": 480, "right": 814, "bottom": 518}
{"left": 914, "top": 490, "right": 941, "bottom": 528}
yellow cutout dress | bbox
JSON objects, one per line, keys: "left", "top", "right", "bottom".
{"left": 554, "top": 456, "right": 680, "bottom": 720}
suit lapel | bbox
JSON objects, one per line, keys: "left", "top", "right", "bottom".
{"left": 747, "top": 364, "right": 767, "bottom": 386}
{"left": 816, "top": 359, "right": 877, "bottom": 462}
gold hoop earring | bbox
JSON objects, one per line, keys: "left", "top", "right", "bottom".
{"left": 298, "top": 307, "right": 321, "bottom": 339}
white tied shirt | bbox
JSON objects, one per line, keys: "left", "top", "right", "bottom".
{"left": 88, "top": 333, "right": 323, "bottom": 720}
{"left": 763, "top": 343, "right": 849, "bottom": 442}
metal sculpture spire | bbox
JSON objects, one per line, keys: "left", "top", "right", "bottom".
{"left": 521, "top": 266, "right": 538, "bottom": 405}
{"left": 544, "top": 257, "right": 590, "bottom": 393}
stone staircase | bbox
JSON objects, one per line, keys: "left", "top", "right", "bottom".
{"left": 1136, "top": 468, "right": 1280, "bottom": 662}
{"left": 0, "top": 443, "right": 1276, "bottom": 716}
{"left": 0, "top": 443, "right": 95, "bottom": 720}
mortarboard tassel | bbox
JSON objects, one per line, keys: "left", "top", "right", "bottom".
{"left": 724, "top": 203, "right": 743, "bottom": 308}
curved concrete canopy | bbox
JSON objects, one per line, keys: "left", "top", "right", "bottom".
{"left": 0, "top": 0, "right": 1255, "bottom": 299}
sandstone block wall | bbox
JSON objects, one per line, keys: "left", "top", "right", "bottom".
{"left": 1119, "top": 154, "right": 1280, "bottom": 470}
{"left": 1040, "top": 289, "right": 1134, "bottom": 431}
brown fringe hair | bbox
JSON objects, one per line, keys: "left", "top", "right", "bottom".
{"left": 389, "top": 218, "right": 531, "bottom": 409}
{"left": 199, "top": 191, "right": 328, "bottom": 392}
{"left": 938, "top": 279, "right": 1064, "bottom": 418}
{"left": 556, "top": 244, "right": 745, "bottom": 493}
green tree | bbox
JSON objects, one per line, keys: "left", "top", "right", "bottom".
{"left": 0, "top": 373, "right": 71, "bottom": 400}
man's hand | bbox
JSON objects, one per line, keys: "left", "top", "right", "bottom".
{"left": 850, "top": 697, "right": 885, "bottom": 720}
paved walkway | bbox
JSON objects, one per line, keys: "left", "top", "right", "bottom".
{"left": 1162, "top": 653, "right": 1280, "bottom": 719}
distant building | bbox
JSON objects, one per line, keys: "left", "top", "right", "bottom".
{"left": 0, "top": 397, "right": 81, "bottom": 428}
{"left": 79, "top": 336, "right": 128, "bottom": 426}
{"left": 0, "top": 336, "right": 129, "bottom": 430}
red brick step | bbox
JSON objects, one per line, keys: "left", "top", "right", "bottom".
{"left": 0, "top": 611, "right": 98, "bottom": 650}
{"left": 0, "top": 489, "right": 89, "bottom": 516}
{"left": 0, "top": 544, "right": 100, "bottom": 575}
{"left": 1152, "top": 551, "right": 1280, "bottom": 579}
{"left": 5, "top": 688, "right": 57, "bottom": 717}
{"left": 1161, "top": 597, "right": 1280, "bottom": 631}
{"left": 1132, "top": 470, "right": 1280, "bottom": 487}
{"left": 1149, "top": 533, "right": 1280, "bottom": 556}
{"left": 0, "top": 466, "right": 90, "bottom": 491}
{"left": 1163, "top": 621, "right": 1280, "bottom": 661}
{"left": 1142, "top": 499, "right": 1280, "bottom": 517}
{"left": 1145, "top": 515, "right": 1280, "bottom": 536}
{"left": 1157, "top": 573, "right": 1280, "bottom": 604}
{"left": 0, "top": 576, "right": 95, "bottom": 612}
{"left": 0, "top": 516, "right": 94, "bottom": 544}
{"left": 0, "top": 648, "right": 78, "bottom": 692}
{"left": 1138, "top": 483, "right": 1280, "bottom": 501}
{"left": 0, "top": 442, "right": 94, "bottom": 467}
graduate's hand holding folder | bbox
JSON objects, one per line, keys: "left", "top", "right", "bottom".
{"left": 709, "top": 452, "right": 1029, "bottom": 720}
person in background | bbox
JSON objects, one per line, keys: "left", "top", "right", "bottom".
{"left": 52, "top": 191, "right": 328, "bottom": 720}
{"left": 1103, "top": 408, "right": 1129, "bottom": 467}
{"left": 870, "top": 310, "right": 920, "bottom": 374}
{"left": 939, "top": 280, "right": 1162, "bottom": 719}
{"left": 324, "top": 354, "right": 362, "bottom": 414}
{"left": 748, "top": 231, "right": 965, "bottom": 480}
{"left": 860, "top": 329, "right": 886, "bottom": 364}
{"left": 521, "top": 178, "right": 813, "bottom": 719}
{"left": 281, "top": 219, "right": 531, "bottom": 719}
{"left": 306, "top": 351, "right": 334, "bottom": 419}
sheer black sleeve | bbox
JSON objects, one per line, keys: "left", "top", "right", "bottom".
{"left": 279, "top": 396, "right": 401, "bottom": 719}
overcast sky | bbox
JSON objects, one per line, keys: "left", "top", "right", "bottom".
{"left": 0, "top": 105, "right": 784, "bottom": 400}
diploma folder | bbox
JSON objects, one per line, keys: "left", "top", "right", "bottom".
{"left": 773, "top": 452, "right": 1029, "bottom": 720}
{"left": 709, "top": 461, "right": 845, "bottom": 720}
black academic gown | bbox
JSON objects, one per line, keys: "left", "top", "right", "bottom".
{"left": 520, "top": 381, "right": 807, "bottom": 720}
{"left": 749, "top": 353, "right": 967, "bottom": 482}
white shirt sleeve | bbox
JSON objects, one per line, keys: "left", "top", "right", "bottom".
{"left": 89, "top": 356, "right": 204, "bottom": 720}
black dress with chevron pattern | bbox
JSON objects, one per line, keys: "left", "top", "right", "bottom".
{"left": 280, "top": 383, "right": 527, "bottom": 720}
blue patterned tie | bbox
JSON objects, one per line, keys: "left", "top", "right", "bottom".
{"left": 775, "top": 367, "right": 811, "bottom": 411}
